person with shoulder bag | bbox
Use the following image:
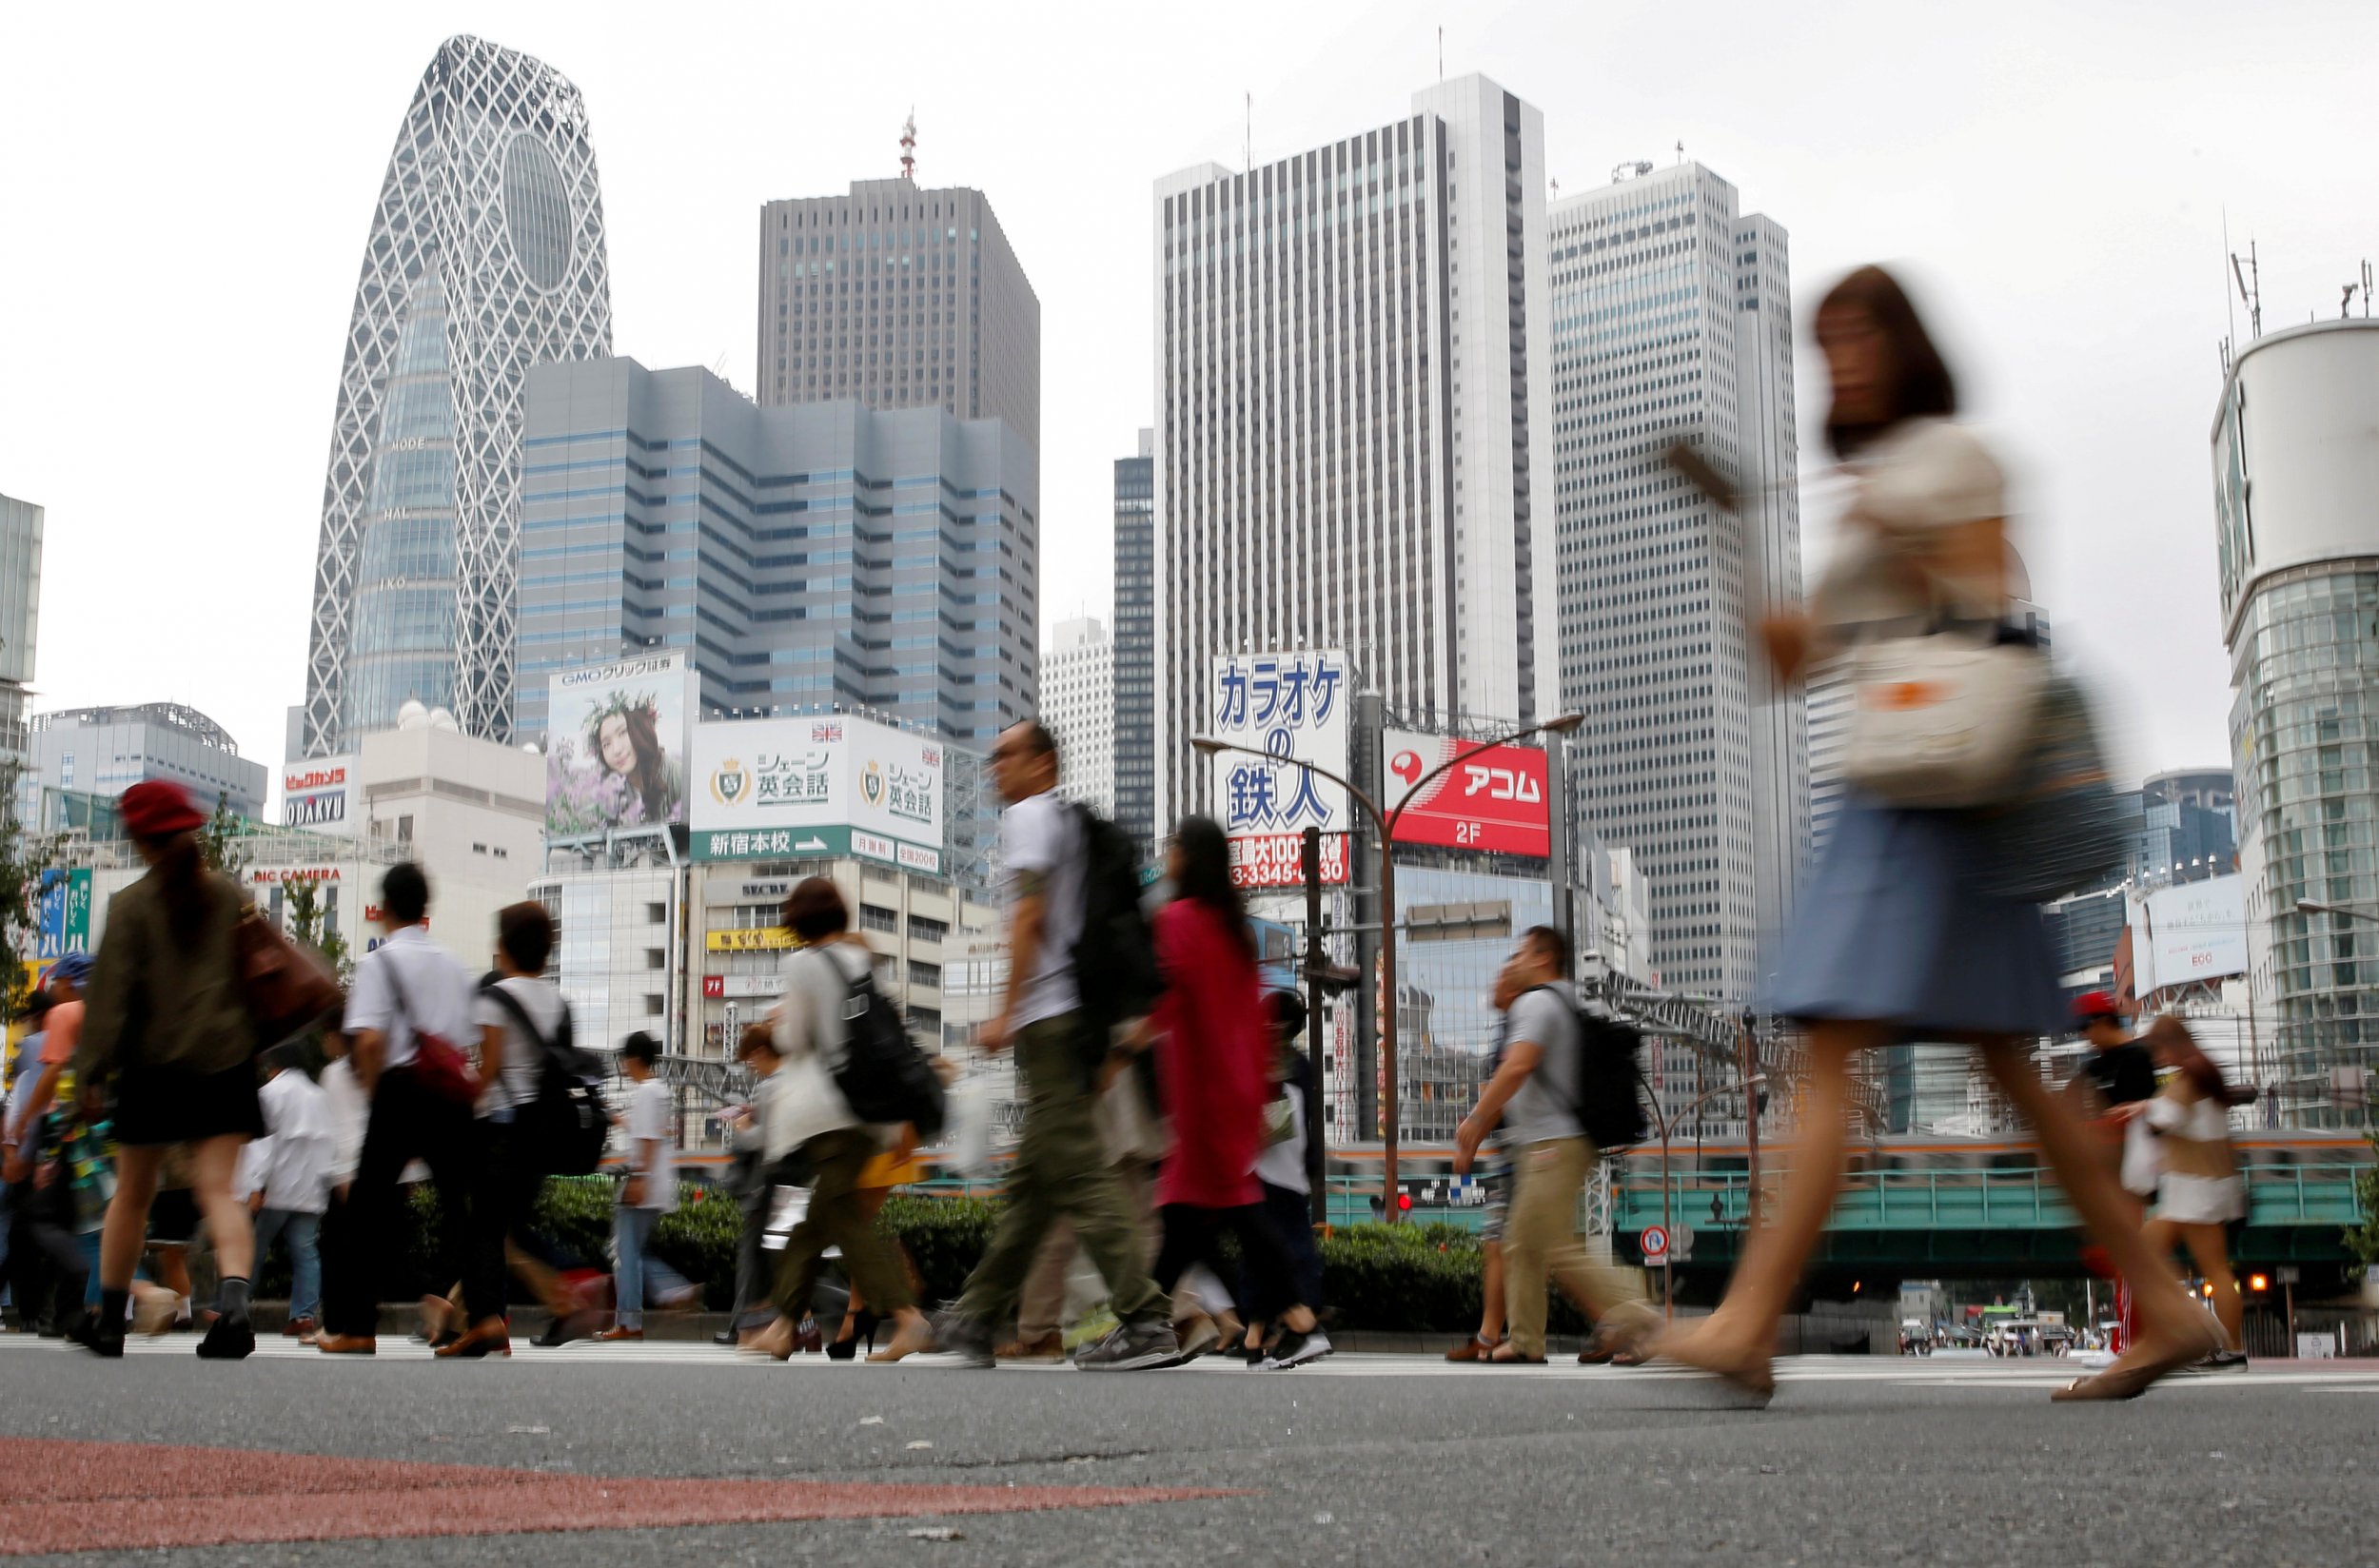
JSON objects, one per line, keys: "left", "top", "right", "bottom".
{"left": 746, "top": 878, "right": 933, "bottom": 1363}
{"left": 1653, "top": 266, "right": 2220, "bottom": 1404}
{"left": 66, "top": 781, "right": 266, "bottom": 1361}
{"left": 2137, "top": 1017, "right": 2253, "bottom": 1370}
{"left": 315, "top": 862, "right": 484, "bottom": 1356}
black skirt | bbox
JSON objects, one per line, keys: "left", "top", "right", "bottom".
{"left": 113, "top": 1058, "right": 264, "bottom": 1147}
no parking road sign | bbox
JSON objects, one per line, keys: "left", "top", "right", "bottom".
{"left": 1640, "top": 1225, "right": 1669, "bottom": 1263}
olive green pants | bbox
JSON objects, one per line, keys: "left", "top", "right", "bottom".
{"left": 771, "top": 1127, "right": 913, "bottom": 1320}
{"left": 956, "top": 1014, "right": 1168, "bottom": 1328}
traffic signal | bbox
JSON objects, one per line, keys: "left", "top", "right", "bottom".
{"left": 1397, "top": 1190, "right": 1413, "bottom": 1213}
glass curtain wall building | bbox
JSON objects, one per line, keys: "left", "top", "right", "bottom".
{"left": 1545, "top": 161, "right": 1807, "bottom": 1004}
{"left": 515, "top": 358, "right": 1036, "bottom": 748}
{"left": 0, "top": 493, "right": 41, "bottom": 772}
{"left": 300, "top": 35, "right": 613, "bottom": 756}
{"left": 2215, "top": 317, "right": 2379, "bottom": 1123}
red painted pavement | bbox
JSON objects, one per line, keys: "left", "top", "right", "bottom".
{"left": 0, "top": 1439, "right": 1234, "bottom": 1556}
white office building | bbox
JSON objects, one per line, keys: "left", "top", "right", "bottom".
{"left": 1041, "top": 617, "right": 1115, "bottom": 816}
{"left": 1546, "top": 160, "right": 1806, "bottom": 1003}
{"left": 1152, "top": 74, "right": 1559, "bottom": 828}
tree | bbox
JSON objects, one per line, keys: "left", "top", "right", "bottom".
{"left": 0, "top": 762, "right": 60, "bottom": 1023}
{"left": 2348, "top": 1129, "right": 2379, "bottom": 1269}
{"left": 197, "top": 789, "right": 248, "bottom": 877}
{"left": 282, "top": 874, "right": 354, "bottom": 986}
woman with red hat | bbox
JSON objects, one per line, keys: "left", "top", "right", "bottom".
{"left": 66, "top": 779, "right": 264, "bottom": 1360}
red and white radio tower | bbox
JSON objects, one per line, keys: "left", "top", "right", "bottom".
{"left": 899, "top": 111, "right": 916, "bottom": 182}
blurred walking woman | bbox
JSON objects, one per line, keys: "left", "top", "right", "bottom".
{"left": 2139, "top": 1017, "right": 2251, "bottom": 1368}
{"left": 749, "top": 877, "right": 933, "bottom": 1363}
{"left": 1655, "top": 266, "right": 2219, "bottom": 1402}
{"left": 67, "top": 781, "right": 262, "bottom": 1360}
{"left": 1126, "top": 816, "right": 1327, "bottom": 1368}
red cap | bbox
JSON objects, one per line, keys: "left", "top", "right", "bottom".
{"left": 119, "top": 779, "right": 206, "bottom": 840}
{"left": 2073, "top": 991, "right": 2120, "bottom": 1022}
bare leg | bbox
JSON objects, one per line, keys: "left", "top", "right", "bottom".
{"left": 1478, "top": 1238, "right": 1505, "bottom": 1343}
{"left": 2178, "top": 1223, "right": 2242, "bottom": 1350}
{"left": 1980, "top": 1043, "right": 2210, "bottom": 1358}
{"left": 183, "top": 1135, "right": 254, "bottom": 1284}
{"left": 837, "top": 1186, "right": 893, "bottom": 1339}
{"left": 98, "top": 1147, "right": 165, "bottom": 1291}
{"left": 1678, "top": 1021, "right": 1878, "bottom": 1354}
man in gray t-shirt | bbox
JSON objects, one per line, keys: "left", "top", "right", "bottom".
{"left": 1453, "top": 927, "right": 1653, "bottom": 1363}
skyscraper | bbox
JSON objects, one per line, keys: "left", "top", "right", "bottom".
{"left": 1111, "top": 429, "right": 1155, "bottom": 848}
{"left": 1152, "top": 74, "right": 1557, "bottom": 829}
{"left": 1546, "top": 161, "right": 1805, "bottom": 1003}
{"left": 299, "top": 35, "right": 612, "bottom": 758}
{"left": 2213, "top": 315, "right": 2379, "bottom": 1120}
{"left": 0, "top": 493, "right": 41, "bottom": 772}
{"left": 1041, "top": 617, "right": 1116, "bottom": 815}
{"left": 517, "top": 359, "right": 1036, "bottom": 748}
{"left": 756, "top": 179, "right": 1039, "bottom": 452}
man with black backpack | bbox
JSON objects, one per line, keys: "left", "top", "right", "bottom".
{"left": 934, "top": 720, "right": 1178, "bottom": 1371}
{"left": 1453, "top": 927, "right": 1656, "bottom": 1365}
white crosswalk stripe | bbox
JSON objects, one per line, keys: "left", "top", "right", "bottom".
{"left": 7, "top": 1333, "right": 2375, "bottom": 1390}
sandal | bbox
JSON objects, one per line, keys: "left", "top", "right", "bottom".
{"left": 1445, "top": 1334, "right": 1500, "bottom": 1363}
{"left": 1485, "top": 1344, "right": 1546, "bottom": 1365}
{"left": 2051, "top": 1316, "right": 2225, "bottom": 1402}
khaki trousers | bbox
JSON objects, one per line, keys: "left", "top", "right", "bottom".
{"left": 1504, "top": 1135, "right": 1645, "bottom": 1358}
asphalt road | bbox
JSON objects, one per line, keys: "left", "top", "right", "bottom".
{"left": 2, "top": 1336, "right": 2371, "bottom": 1566}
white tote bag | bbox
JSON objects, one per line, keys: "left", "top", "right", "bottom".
{"left": 1840, "top": 630, "right": 2049, "bottom": 809}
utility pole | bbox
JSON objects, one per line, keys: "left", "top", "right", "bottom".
{"left": 1546, "top": 732, "right": 1574, "bottom": 947}
{"left": 1740, "top": 1011, "right": 1762, "bottom": 1227}
{"left": 1301, "top": 824, "right": 1329, "bottom": 1228}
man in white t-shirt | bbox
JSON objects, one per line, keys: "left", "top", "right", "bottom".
{"left": 598, "top": 1030, "right": 676, "bottom": 1341}
{"left": 937, "top": 719, "right": 1176, "bottom": 1370}
{"left": 318, "top": 862, "right": 482, "bottom": 1355}
{"left": 238, "top": 1044, "right": 333, "bottom": 1342}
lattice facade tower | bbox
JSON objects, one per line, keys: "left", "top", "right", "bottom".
{"left": 300, "top": 34, "right": 613, "bottom": 756}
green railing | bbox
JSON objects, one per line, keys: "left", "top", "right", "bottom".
{"left": 1609, "top": 1163, "right": 2368, "bottom": 1234}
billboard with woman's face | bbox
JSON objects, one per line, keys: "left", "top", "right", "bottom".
{"left": 545, "top": 653, "right": 696, "bottom": 836}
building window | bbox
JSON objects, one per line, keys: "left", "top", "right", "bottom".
{"left": 644, "top": 994, "right": 666, "bottom": 1017}
{"left": 859, "top": 903, "right": 898, "bottom": 935}
{"left": 647, "top": 902, "right": 667, "bottom": 924}
{"left": 645, "top": 949, "right": 666, "bottom": 970}
{"left": 906, "top": 913, "right": 948, "bottom": 944}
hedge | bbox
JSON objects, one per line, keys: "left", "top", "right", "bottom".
{"left": 251, "top": 1181, "right": 1595, "bottom": 1335}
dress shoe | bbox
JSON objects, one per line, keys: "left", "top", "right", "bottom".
{"left": 591, "top": 1324, "right": 643, "bottom": 1343}
{"left": 315, "top": 1333, "right": 377, "bottom": 1355}
{"left": 435, "top": 1320, "right": 513, "bottom": 1359}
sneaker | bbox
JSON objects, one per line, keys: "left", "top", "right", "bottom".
{"left": 993, "top": 1330, "right": 1065, "bottom": 1362}
{"left": 196, "top": 1316, "right": 256, "bottom": 1361}
{"left": 67, "top": 1310, "right": 125, "bottom": 1360}
{"left": 1261, "top": 1326, "right": 1333, "bottom": 1370}
{"left": 1073, "top": 1317, "right": 1187, "bottom": 1372}
{"left": 2200, "top": 1349, "right": 2250, "bottom": 1372}
{"left": 931, "top": 1311, "right": 997, "bottom": 1369}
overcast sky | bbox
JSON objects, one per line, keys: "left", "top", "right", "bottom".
{"left": 2, "top": 0, "right": 2365, "bottom": 797}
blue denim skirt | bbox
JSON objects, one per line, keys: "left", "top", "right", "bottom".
{"left": 1765, "top": 794, "right": 2067, "bottom": 1038}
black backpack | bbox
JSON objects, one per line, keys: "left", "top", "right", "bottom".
{"left": 1526, "top": 985, "right": 1649, "bottom": 1153}
{"left": 825, "top": 951, "right": 947, "bottom": 1140}
{"left": 480, "top": 981, "right": 610, "bottom": 1176}
{"left": 1067, "top": 802, "right": 1162, "bottom": 1035}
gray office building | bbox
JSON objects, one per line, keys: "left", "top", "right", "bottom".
{"left": 30, "top": 703, "right": 266, "bottom": 821}
{"left": 757, "top": 179, "right": 1039, "bottom": 454}
{"left": 299, "top": 35, "right": 613, "bottom": 757}
{"left": 1112, "top": 429, "right": 1155, "bottom": 849}
{"left": 516, "top": 358, "right": 1037, "bottom": 747}
{"left": 0, "top": 494, "right": 42, "bottom": 771}
{"left": 1546, "top": 160, "right": 1807, "bottom": 1004}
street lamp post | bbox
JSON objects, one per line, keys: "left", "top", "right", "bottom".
{"left": 1193, "top": 711, "right": 1583, "bottom": 1224}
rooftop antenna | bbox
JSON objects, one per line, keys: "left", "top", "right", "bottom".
{"left": 2231, "top": 240, "right": 2262, "bottom": 339}
{"left": 2347, "top": 282, "right": 2363, "bottom": 320}
{"left": 1676, "top": 139, "right": 1685, "bottom": 166}
{"left": 899, "top": 110, "right": 916, "bottom": 182}
{"left": 1438, "top": 26, "right": 1444, "bottom": 80}
{"left": 1245, "top": 91, "right": 1251, "bottom": 170}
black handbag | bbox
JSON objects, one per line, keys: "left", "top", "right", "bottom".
{"left": 1970, "top": 672, "right": 2129, "bottom": 903}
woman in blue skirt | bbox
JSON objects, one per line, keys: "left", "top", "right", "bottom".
{"left": 1654, "top": 266, "right": 2219, "bottom": 1403}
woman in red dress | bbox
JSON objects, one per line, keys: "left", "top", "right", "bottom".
{"left": 1131, "top": 815, "right": 1329, "bottom": 1369}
